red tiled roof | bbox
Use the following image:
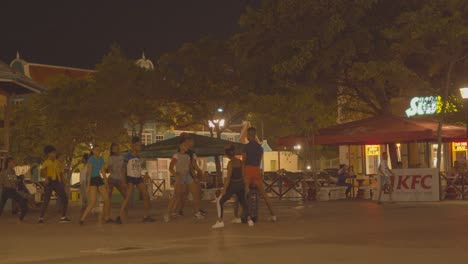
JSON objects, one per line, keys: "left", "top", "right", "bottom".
{"left": 27, "top": 63, "right": 94, "bottom": 86}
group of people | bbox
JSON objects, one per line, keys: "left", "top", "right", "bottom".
{"left": 0, "top": 125, "right": 278, "bottom": 228}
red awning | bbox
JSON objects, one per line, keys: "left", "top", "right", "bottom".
{"left": 278, "top": 115, "right": 467, "bottom": 147}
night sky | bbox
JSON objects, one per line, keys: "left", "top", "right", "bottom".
{"left": 0, "top": 0, "right": 259, "bottom": 69}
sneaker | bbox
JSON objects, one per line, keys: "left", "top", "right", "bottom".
{"left": 231, "top": 218, "right": 242, "bottom": 224}
{"left": 212, "top": 221, "right": 225, "bottom": 229}
{"left": 79, "top": 220, "right": 84, "bottom": 226}
{"left": 248, "top": 219, "right": 255, "bottom": 227}
{"left": 143, "top": 216, "right": 156, "bottom": 223}
{"left": 38, "top": 218, "right": 44, "bottom": 224}
{"left": 59, "top": 217, "right": 72, "bottom": 223}
{"left": 164, "top": 214, "right": 171, "bottom": 223}
{"left": 269, "top": 216, "right": 277, "bottom": 222}
{"left": 104, "top": 218, "right": 115, "bottom": 224}
{"left": 115, "top": 217, "right": 122, "bottom": 224}
{"left": 199, "top": 209, "right": 207, "bottom": 216}
{"left": 194, "top": 212, "right": 205, "bottom": 220}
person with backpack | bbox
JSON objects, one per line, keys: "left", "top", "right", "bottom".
{"left": 0, "top": 157, "right": 28, "bottom": 221}
{"left": 164, "top": 134, "right": 204, "bottom": 222}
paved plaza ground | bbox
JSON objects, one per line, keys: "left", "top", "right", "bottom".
{"left": 1, "top": 198, "right": 468, "bottom": 264}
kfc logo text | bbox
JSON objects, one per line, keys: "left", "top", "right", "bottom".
{"left": 390, "top": 175, "right": 432, "bottom": 190}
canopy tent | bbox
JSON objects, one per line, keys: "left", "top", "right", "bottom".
{"left": 278, "top": 115, "right": 467, "bottom": 147}
{"left": 141, "top": 133, "right": 244, "bottom": 158}
{"left": 0, "top": 60, "right": 44, "bottom": 155}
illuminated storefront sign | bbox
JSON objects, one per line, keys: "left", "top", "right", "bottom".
{"left": 366, "top": 145, "right": 380, "bottom": 156}
{"left": 406, "top": 96, "right": 457, "bottom": 118}
{"left": 406, "top": 96, "right": 438, "bottom": 117}
{"left": 452, "top": 142, "right": 467, "bottom": 152}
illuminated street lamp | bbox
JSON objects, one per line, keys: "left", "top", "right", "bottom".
{"left": 460, "top": 87, "right": 468, "bottom": 200}
{"left": 294, "top": 144, "right": 302, "bottom": 150}
{"left": 208, "top": 119, "right": 225, "bottom": 128}
{"left": 459, "top": 87, "right": 468, "bottom": 140}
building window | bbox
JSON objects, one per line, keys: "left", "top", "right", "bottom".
{"left": 142, "top": 130, "right": 153, "bottom": 145}
{"left": 155, "top": 135, "right": 164, "bottom": 143}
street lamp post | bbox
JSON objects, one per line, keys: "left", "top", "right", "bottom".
{"left": 459, "top": 87, "right": 468, "bottom": 199}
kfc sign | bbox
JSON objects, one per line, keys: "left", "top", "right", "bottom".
{"left": 374, "top": 168, "right": 439, "bottom": 202}
{"left": 390, "top": 175, "right": 433, "bottom": 191}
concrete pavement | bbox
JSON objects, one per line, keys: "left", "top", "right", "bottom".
{"left": 1, "top": 199, "right": 468, "bottom": 264}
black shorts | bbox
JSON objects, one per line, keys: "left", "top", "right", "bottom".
{"left": 126, "top": 176, "right": 143, "bottom": 185}
{"left": 90, "top": 177, "right": 104, "bottom": 187}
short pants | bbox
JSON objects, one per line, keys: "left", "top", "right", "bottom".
{"left": 175, "top": 173, "right": 194, "bottom": 185}
{"left": 126, "top": 176, "right": 143, "bottom": 185}
{"left": 245, "top": 166, "right": 262, "bottom": 186}
{"left": 108, "top": 178, "right": 122, "bottom": 186}
{"left": 90, "top": 177, "right": 104, "bottom": 187}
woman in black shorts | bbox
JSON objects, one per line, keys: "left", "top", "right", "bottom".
{"left": 212, "top": 145, "right": 253, "bottom": 229}
{"left": 80, "top": 145, "right": 112, "bottom": 225}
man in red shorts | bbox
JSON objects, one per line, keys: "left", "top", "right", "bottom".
{"left": 242, "top": 126, "right": 276, "bottom": 222}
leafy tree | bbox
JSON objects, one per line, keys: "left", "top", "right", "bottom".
{"left": 94, "top": 46, "right": 171, "bottom": 139}
{"left": 389, "top": 0, "right": 468, "bottom": 168}
{"left": 159, "top": 39, "right": 252, "bottom": 182}
{"left": 233, "top": 0, "right": 422, "bottom": 121}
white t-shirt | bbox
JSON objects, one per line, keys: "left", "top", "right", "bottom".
{"left": 172, "top": 152, "right": 197, "bottom": 176}
{"left": 125, "top": 153, "right": 142, "bottom": 178}
{"left": 379, "top": 159, "right": 391, "bottom": 177}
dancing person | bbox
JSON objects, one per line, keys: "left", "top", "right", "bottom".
{"left": 212, "top": 145, "right": 253, "bottom": 229}
{"left": 80, "top": 145, "right": 113, "bottom": 225}
{"left": 116, "top": 137, "right": 154, "bottom": 224}
{"left": 0, "top": 158, "right": 28, "bottom": 221}
{"left": 377, "top": 152, "right": 394, "bottom": 204}
{"left": 107, "top": 143, "right": 127, "bottom": 203}
{"left": 240, "top": 125, "right": 276, "bottom": 221}
{"left": 164, "top": 135, "right": 204, "bottom": 222}
{"left": 38, "top": 145, "right": 71, "bottom": 224}
{"left": 176, "top": 134, "right": 205, "bottom": 217}
{"left": 79, "top": 153, "right": 89, "bottom": 211}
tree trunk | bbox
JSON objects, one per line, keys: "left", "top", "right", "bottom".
{"left": 436, "top": 61, "right": 455, "bottom": 171}
{"left": 388, "top": 143, "right": 398, "bottom": 168}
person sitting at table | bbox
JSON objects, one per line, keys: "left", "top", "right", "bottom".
{"left": 336, "top": 164, "right": 353, "bottom": 198}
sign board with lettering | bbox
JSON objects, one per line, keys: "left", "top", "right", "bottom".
{"left": 452, "top": 142, "right": 467, "bottom": 152}
{"left": 406, "top": 96, "right": 458, "bottom": 118}
{"left": 373, "top": 168, "right": 439, "bottom": 202}
{"left": 366, "top": 145, "right": 380, "bottom": 156}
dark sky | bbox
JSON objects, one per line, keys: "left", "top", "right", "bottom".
{"left": 0, "top": 0, "right": 259, "bottom": 69}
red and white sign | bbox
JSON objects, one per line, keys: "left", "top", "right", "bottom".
{"left": 374, "top": 168, "right": 439, "bottom": 202}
